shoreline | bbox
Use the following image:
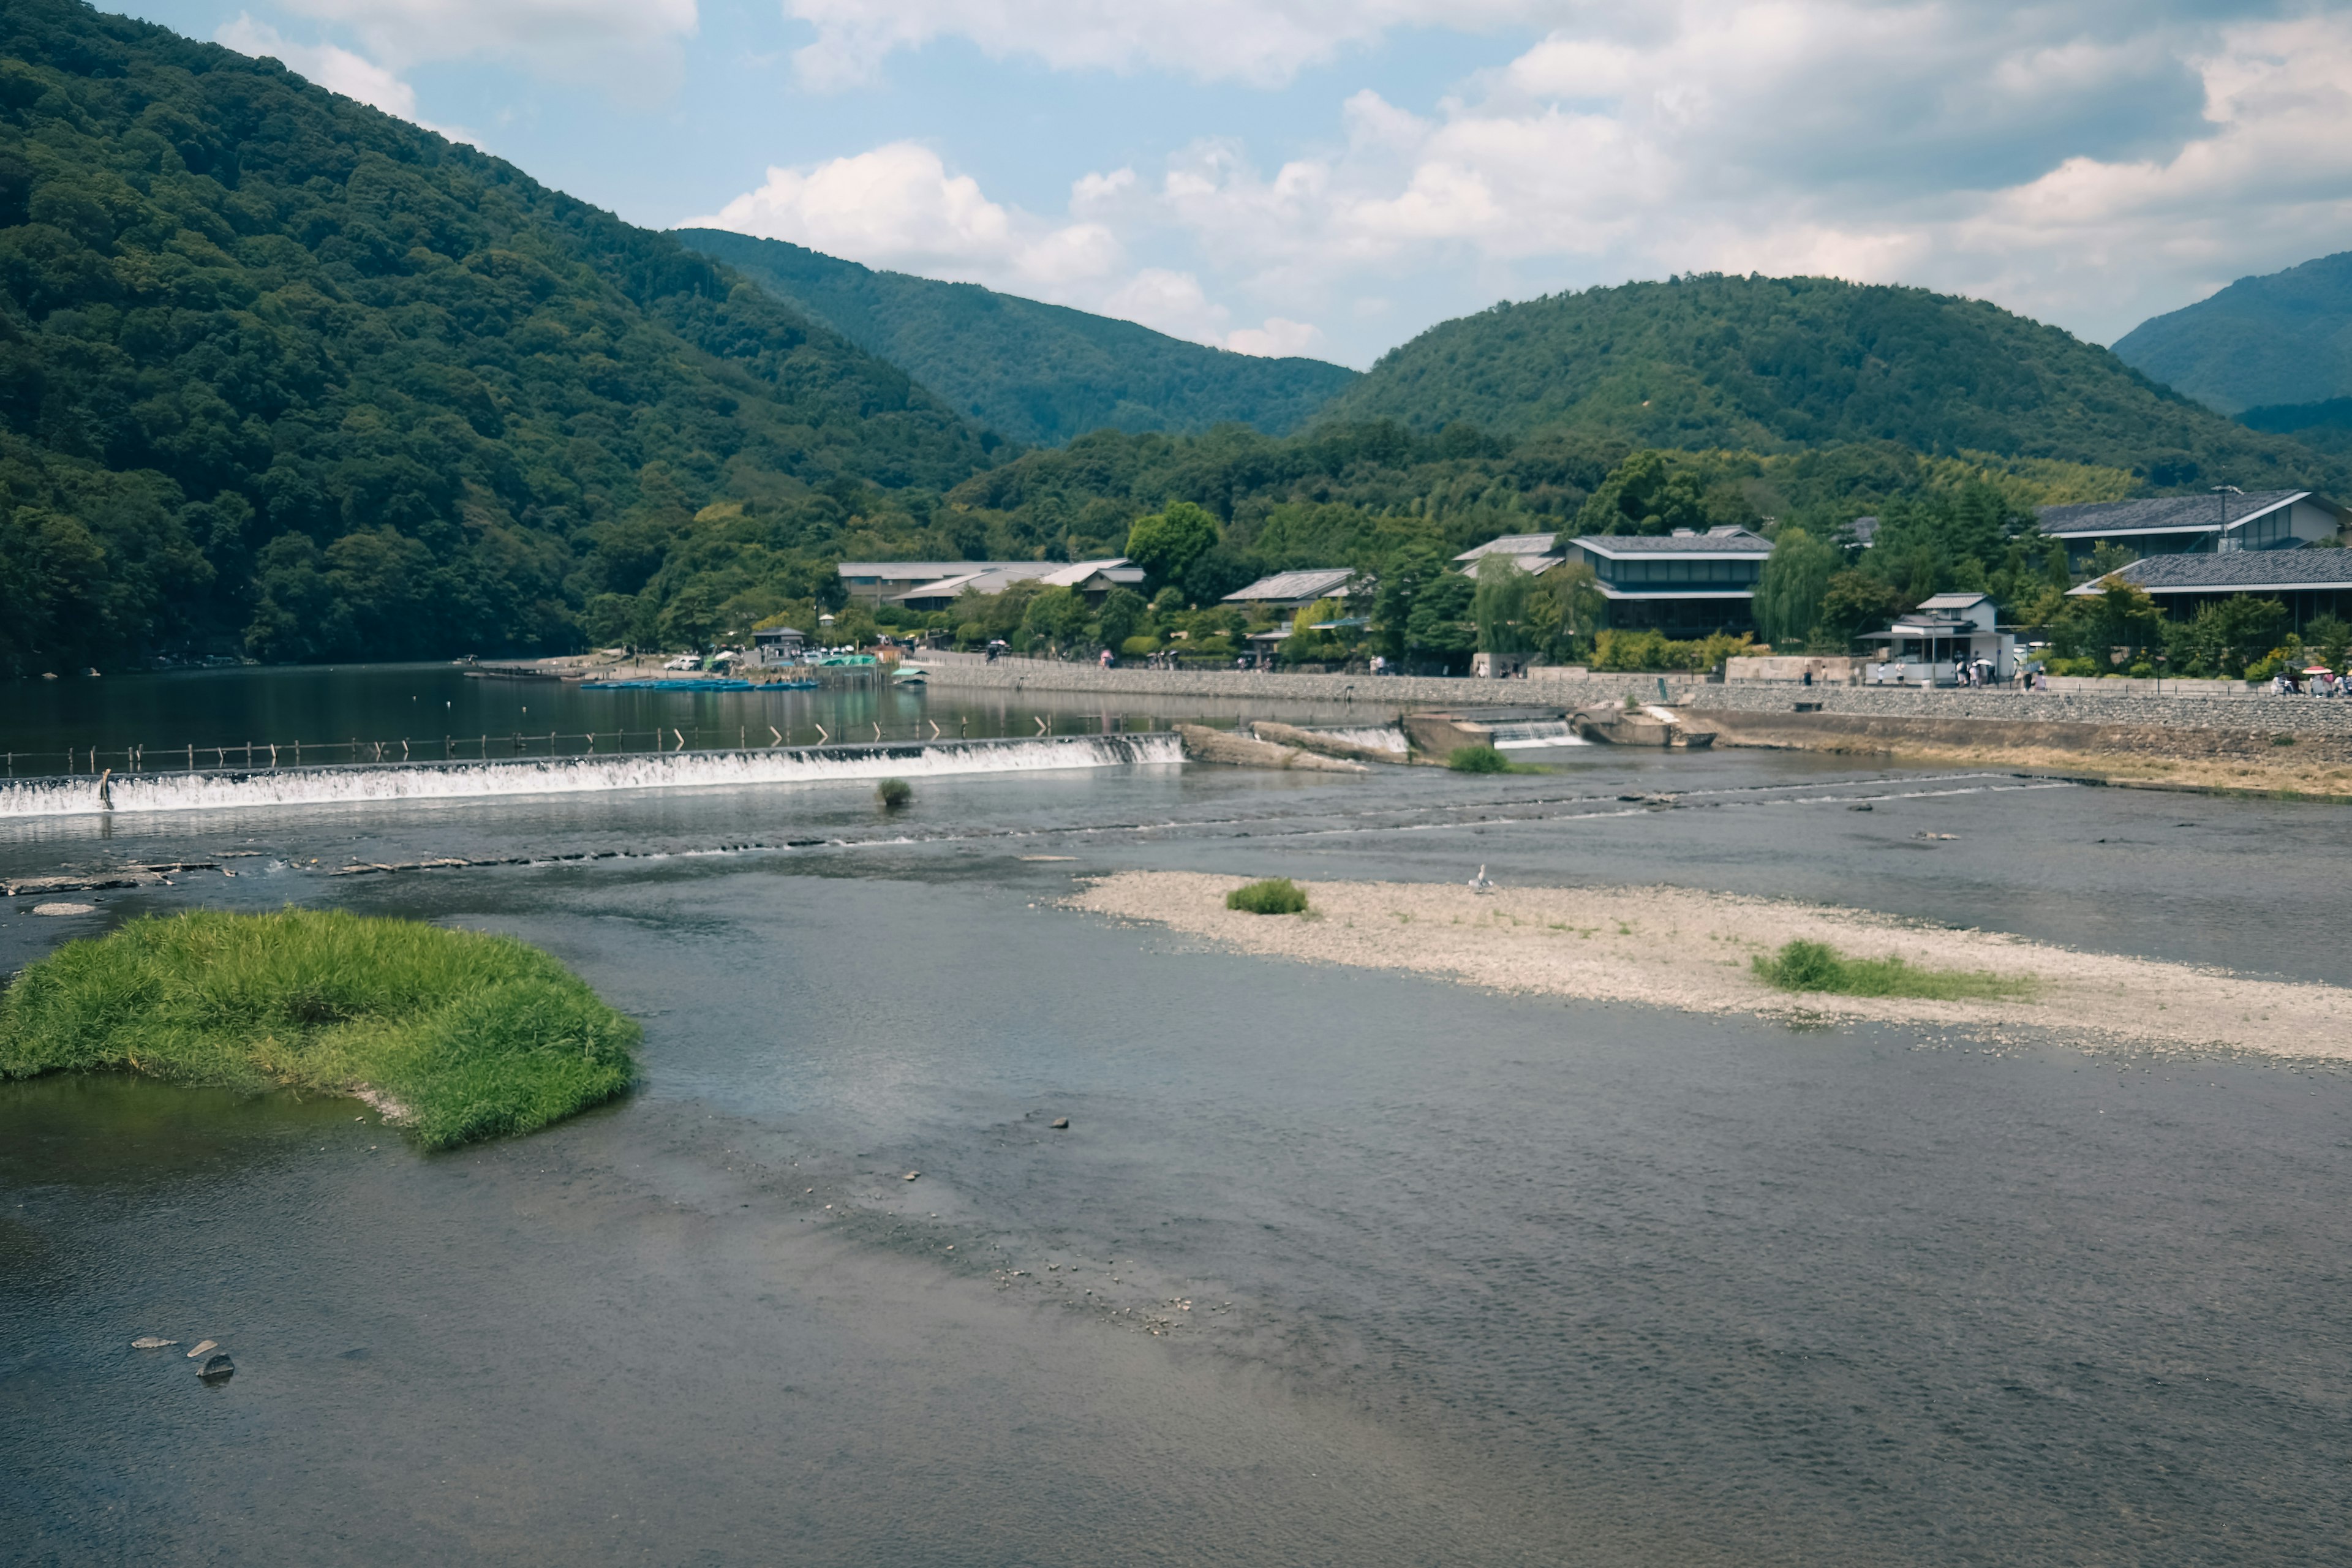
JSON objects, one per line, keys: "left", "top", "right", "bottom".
{"left": 1068, "top": 871, "right": 2352, "bottom": 1060}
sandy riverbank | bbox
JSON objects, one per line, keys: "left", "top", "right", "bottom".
{"left": 1069, "top": 871, "right": 2352, "bottom": 1059}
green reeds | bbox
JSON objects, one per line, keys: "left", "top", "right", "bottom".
{"left": 0, "top": 908, "right": 639, "bottom": 1148}
{"left": 1226, "top": 878, "right": 1310, "bottom": 914}
{"left": 877, "top": 778, "right": 913, "bottom": 809}
{"left": 1751, "top": 938, "right": 2031, "bottom": 1001}
{"left": 1447, "top": 744, "right": 1545, "bottom": 774}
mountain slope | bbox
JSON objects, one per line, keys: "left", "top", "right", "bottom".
{"left": 0, "top": 0, "right": 990, "bottom": 673}
{"left": 1321, "top": 274, "right": 2340, "bottom": 492}
{"left": 2112, "top": 252, "right": 2352, "bottom": 415}
{"left": 675, "top": 228, "right": 1359, "bottom": 447}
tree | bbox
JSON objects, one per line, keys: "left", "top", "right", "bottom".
{"left": 1535, "top": 559, "right": 1605, "bottom": 658}
{"left": 1096, "top": 586, "right": 1147, "bottom": 649}
{"left": 1471, "top": 554, "right": 1534, "bottom": 655}
{"left": 1754, "top": 527, "right": 1839, "bottom": 648}
{"left": 1816, "top": 570, "right": 1904, "bottom": 648}
{"left": 1022, "top": 585, "right": 1090, "bottom": 648}
{"left": 2054, "top": 579, "right": 2165, "bottom": 670}
{"left": 2165, "top": 596, "right": 2288, "bottom": 679}
{"left": 1370, "top": 540, "right": 1452, "bottom": 662}
{"left": 1571, "top": 451, "right": 1710, "bottom": 536}
{"left": 1405, "top": 571, "right": 1477, "bottom": 670}
{"left": 1125, "top": 501, "right": 1221, "bottom": 589}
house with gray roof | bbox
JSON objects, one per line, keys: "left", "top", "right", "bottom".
{"left": 1568, "top": 527, "right": 1774, "bottom": 636}
{"left": 2036, "top": 491, "right": 2346, "bottom": 566}
{"left": 1453, "top": 533, "right": 1567, "bottom": 575}
{"left": 839, "top": 560, "right": 1042, "bottom": 605}
{"left": 1222, "top": 568, "right": 1359, "bottom": 609}
{"left": 2067, "top": 548, "right": 2352, "bottom": 627}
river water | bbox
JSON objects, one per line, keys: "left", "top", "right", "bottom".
{"left": 2, "top": 668, "right": 2348, "bottom": 1566}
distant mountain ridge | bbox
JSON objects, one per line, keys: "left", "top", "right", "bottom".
{"left": 0, "top": 0, "right": 989, "bottom": 674}
{"left": 1317, "top": 273, "right": 2339, "bottom": 492}
{"left": 2112, "top": 251, "right": 2352, "bottom": 416}
{"left": 674, "top": 228, "right": 1359, "bottom": 448}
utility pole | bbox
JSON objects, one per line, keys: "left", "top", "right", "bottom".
{"left": 2212, "top": 484, "right": 2243, "bottom": 550}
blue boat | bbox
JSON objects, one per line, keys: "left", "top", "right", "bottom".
{"left": 579, "top": 678, "right": 758, "bottom": 692}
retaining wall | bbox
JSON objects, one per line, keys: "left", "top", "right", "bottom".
{"left": 915, "top": 655, "right": 2352, "bottom": 739}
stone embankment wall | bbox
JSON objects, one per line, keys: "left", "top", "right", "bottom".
{"left": 917, "top": 653, "right": 2352, "bottom": 768}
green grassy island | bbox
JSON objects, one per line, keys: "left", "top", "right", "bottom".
{"left": 1752, "top": 939, "right": 2031, "bottom": 1002}
{"left": 0, "top": 909, "right": 639, "bottom": 1149}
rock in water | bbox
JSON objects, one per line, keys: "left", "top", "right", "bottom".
{"left": 197, "top": 1354, "right": 235, "bottom": 1384}
{"left": 903, "top": 1171, "right": 920, "bottom": 1181}
{"left": 130, "top": 1337, "right": 178, "bottom": 1350}
{"left": 1050, "top": 1118, "right": 1070, "bottom": 1129}
{"left": 32, "top": 902, "right": 96, "bottom": 916}
{"left": 185, "top": 1339, "right": 217, "bottom": 1359}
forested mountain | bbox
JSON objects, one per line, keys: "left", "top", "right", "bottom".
{"left": 2113, "top": 251, "right": 2352, "bottom": 416}
{"left": 675, "top": 228, "right": 1359, "bottom": 447}
{"left": 1319, "top": 274, "right": 2340, "bottom": 493}
{"left": 0, "top": 0, "right": 992, "bottom": 674}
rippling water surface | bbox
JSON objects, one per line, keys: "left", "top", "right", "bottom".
{"left": 3, "top": 669, "right": 2348, "bottom": 1566}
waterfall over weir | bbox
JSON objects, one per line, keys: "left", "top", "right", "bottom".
{"left": 0, "top": 733, "right": 1182, "bottom": 819}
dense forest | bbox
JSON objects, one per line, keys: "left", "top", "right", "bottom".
{"left": 2113, "top": 249, "right": 2352, "bottom": 417}
{"left": 0, "top": 0, "right": 993, "bottom": 676}
{"left": 1321, "top": 274, "right": 2345, "bottom": 493}
{"left": 734, "top": 421, "right": 2148, "bottom": 674}
{"left": 677, "top": 228, "right": 1359, "bottom": 448}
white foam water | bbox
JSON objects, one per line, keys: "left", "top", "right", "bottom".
{"left": 1488, "top": 722, "right": 1588, "bottom": 750}
{"left": 1309, "top": 726, "right": 1410, "bottom": 754}
{"left": 0, "top": 734, "right": 1181, "bottom": 818}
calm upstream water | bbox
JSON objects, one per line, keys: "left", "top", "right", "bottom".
{"left": 3, "top": 668, "right": 2348, "bottom": 1566}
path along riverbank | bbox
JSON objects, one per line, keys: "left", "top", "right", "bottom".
{"left": 919, "top": 657, "right": 2352, "bottom": 796}
{"left": 1069, "top": 871, "right": 2352, "bottom": 1060}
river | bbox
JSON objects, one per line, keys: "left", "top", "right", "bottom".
{"left": 2, "top": 666, "right": 2346, "bottom": 1566}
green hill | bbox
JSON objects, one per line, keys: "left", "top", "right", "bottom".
{"left": 2112, "top": 251, "right": 2352, "bottom": 415}
{"left": 1319, "top": 273, "right": 2340, "bottom": 492}
{"left": 0, "top": 0, "right": 990, "bottom": 674}
{"left": 675, "top": 228, "right": 1358, "bottom": 447}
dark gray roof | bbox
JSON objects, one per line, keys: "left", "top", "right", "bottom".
{"left": 2037, "top": 492, "right": 2304, "bottom": 537}
{"left": 1574, "top": 528, "right": 1771, "bottom": 556}
{"left": 2076, "top": 548, "right": 2352, "bottom": 594}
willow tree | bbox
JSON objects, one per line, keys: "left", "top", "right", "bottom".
{"left": 1472, "top": 554, "right": 1535, "bottom": 654}
{"left": 1755, "top": 527, "right": 1840, "bottom": 649}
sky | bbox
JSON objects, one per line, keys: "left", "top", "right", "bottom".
{"left": 112, "top": 0, "right": 2352, "bottom": 369}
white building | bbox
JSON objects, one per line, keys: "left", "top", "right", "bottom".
{"left": 1859, "top": 592, "right": 2016, "bottom": 684}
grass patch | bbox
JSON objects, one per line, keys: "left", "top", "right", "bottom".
{"left": 0, "top": 908, "right": 639, "bottom": 1149}
{"left": 1447, "top": 744, "right": 1545, "bottom": 774}
{"left": 1226, "top": 878, "right": 1309, "bottom": 915}
{"left": 877, "top": 777, "right": 913, "bottom": 809}
{"left": 1751, "top": 938, "right": 2031, "bottom": 1001}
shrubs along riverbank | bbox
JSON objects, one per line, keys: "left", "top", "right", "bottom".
{"left": 0, "top": 909, "right": 639, "bottom": 1148}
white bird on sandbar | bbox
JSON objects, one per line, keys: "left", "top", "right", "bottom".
{"left": 1468, "top": 864, "right": 1496, "bottom": 893}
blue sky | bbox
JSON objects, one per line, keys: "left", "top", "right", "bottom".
{"left": 115, "top": 1, "right": 2352, "bottom": 368}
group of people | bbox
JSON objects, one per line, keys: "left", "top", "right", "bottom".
{"left": 2271, "top": 666, "right": 2346, "bottom": 696}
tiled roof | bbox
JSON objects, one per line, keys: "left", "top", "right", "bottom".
{"left": 886, "top": 564, "right": 1058, "bottom": 601}
{"left": 2074, "top": 548, "right": 2352, "bottom": 594}
{"left": 1036, "top": 557, "right": 1141, "bottom": 588}
{"left": 839, "top": 560, "right": 1033, "bottom": 579}
{"left": 1574, "top": 528, "right": 1771, "bottom": 556}
{"left": 2036, "top": 492, "right": 2304, "bottom": 537}
{"left": 1453, "top": 533, "right": 1561, "bottom": 562}
{"left": 1223, "top": 568, "right": 1357, "bottom": 602}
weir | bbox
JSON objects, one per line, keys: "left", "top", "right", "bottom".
{"left": 0, "top": 733, "right": 1182, "bottom": 819}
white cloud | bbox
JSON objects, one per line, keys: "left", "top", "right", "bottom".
{"left": 216, "top": 15, "right": 472, "bottom": 141}
{"left": 276, "top": 0, "right": 699, "bottom": 98}
{"left": 782, "top": 0, "right": 1542, "bottom": 89}
{"left": 1080, "top": 3, "right": 2352, "bottom": 350}
{"left": 692, "top": 145, "right": 1329, "bottom": 356}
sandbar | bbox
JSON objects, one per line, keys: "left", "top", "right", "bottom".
{"left": 1069, "top": 871, "right": 2352, "bottom": 1060}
